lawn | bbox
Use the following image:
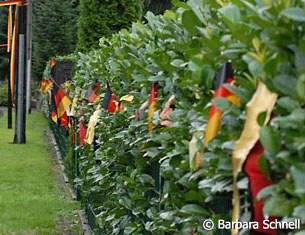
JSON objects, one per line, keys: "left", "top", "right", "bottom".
{"left": 0, "top": 112, "right": 79, "bottom": 235}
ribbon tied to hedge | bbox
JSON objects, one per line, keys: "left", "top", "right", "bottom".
{"left": 231, "top": 81, "right": 278, "bottom": 235}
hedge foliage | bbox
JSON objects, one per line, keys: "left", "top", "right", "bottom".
{"left": 32, "top": 0, "right": 77, "bottom": 78}
{"left": 49, "top": 0, "right": 305, "bottom": 234}
{"left": 0, "top": 7, "right": 9, "bottom": 81}
{"left": 0, "top": 80, "right": 8, "bottom": 106}
{"left": 77, "top": 0, "right": 144, "bottom": 52}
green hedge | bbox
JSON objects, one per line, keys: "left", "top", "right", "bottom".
{"left": 48, "top": 0, "right": 305, "bottom": 234}
{"left": 77, "top": 0, "right": 144, "bottom": 52}
{"left": 0, "top": 80, "right": 8, "bottom": 106}
{"left": 32, "top": 0, "right": 77, "bottom": 78}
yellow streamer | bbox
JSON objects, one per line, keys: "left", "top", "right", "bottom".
{"left": 69, "top": 96, "right": 78, "bottom": 117}
{"left": 10, "top": 8, "right": 17, "bottom": 103}
{"left": 85, "top": 105, "right": 101, "bottom": 145}
{"left": 189, "top": 132, "right": 202, "bottom": 171}
{"left": 231, "top": 82, "right": 278, "bottom": 235}
{"left": 7, "top": 6, "right": 12, "bottom": 52}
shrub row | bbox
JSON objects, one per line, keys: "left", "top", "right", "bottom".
{"left": 46, "top": 0, "right": 305, "bottom": 234}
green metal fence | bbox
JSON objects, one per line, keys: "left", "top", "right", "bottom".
{"left": 48, "top": 118, "right": 68, "bottom": 159}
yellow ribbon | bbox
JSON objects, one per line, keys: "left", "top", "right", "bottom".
{"left": 120, "top": 95, "right": 134, "bottom": 102}
{"left": 9, "top": 8, "right": 17, "bottom": 103}
{"left": 7, "top": 6, "right": 12, "bottom": 52}
{"left": 85, "top": 105, "right": 101, "bottom": 145}
{"left": 189, "top": 132, "right": 202, "bottom": 171}
{"left": 231, "top": 82, "right": 278, "bottom": 235}
{"left": 69, "top": 96, "right": 78, "bottom": 117}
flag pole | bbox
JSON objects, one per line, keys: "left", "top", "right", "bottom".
{"left": 25, "top": 0, "right": 32, "bottom": 114}
{"left": 14, "top": 2, "right": 27, "bottom": 144}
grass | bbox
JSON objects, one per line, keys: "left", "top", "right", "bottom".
{"left": 0, "top": 111, "right": 79, "bottom": 235}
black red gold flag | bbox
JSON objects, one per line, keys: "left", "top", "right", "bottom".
{"left": 40, "top": 80, "right": 53, "bottom": 93}
{"left": 52, "top": 85, "right": 71, "bottom": 119}
{"left": 102, "top": 83, "right": 116, "bottom": 113}
{"left": 148, "top": 83, "right": 160, "bottom": 132}
{"left": 50, "top": 93, "right": 58, "bottom": 123}
{"left": 86, "top": 83, "right": 100, "bottom": 103}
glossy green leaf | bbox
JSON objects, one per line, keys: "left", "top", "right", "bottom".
{"left": 280, "top": 8, "right": 305, "bottom": 22}
{"left": 272, "top": 75, "right": 297, "bottom": 96}
{"left": 218, "top": 4, "right": 240, "bottom": 26}
{"left": 257, "top": 111, "right": 267, "bottom": 127}
{"left": 259, "top": 127, "right": 281, "bottom": 155}
{"left": 293, "top": 205, "right": 305, "bottom": 220}
{"left": 291, "top": 164, "right": 305, "bottom": 194}
{"left": 212, "top": 97, "right": 231, "bottom": 111}
{"left": 277, "top": 97, "right": 300, "bottom": 112}
{"left": 182, "top": 10, "right": 201, "bottom": 35}
{"left": 264, "top": 195, "right": 294, "bottom": 217}
{"left": 297, "top": 74, "right": 305, "bottom": 101}
{"left": 180, "top": 204, "right": 209, "bottom": 216}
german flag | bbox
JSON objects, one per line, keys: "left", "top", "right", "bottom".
{"left": 135, "top": 101, "right": 148, "bottom": 121}
{"left": 204, "top": 63, "right": 240, "bottom": 146}
{"left": 148, "top": 83, "right": 160, "bottom": 132}
{"left": 50, "top": 93, "right": 58, "bottom": 123}
{"left": 51, "top": 85, "right": 71, "bottom": 120}
{"left": 39, "top": 80, "right": 53, "bottom": 93}
{"left": 85, "top": 83, "right": 100, "bottom": 103}
{"left": 60, "top": 112, "right": 69, "bottom": 128}
{"left": 192, "top": 63, "right": 240, "bottom": 169}
{"left": 49, "top": 58, "right": 56, "bottom": 68}
{"left": 102, "top": 82, "right": 116, "bottom": 113}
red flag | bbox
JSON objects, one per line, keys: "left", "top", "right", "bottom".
{"left": 50, "top": 85, "right": 71, "bottom": 128}
{"left": 50, "top": 58, "right": 56, "bottom": 68}
{"left": 245, "top": 142, "right": 277, "bottom": 235}
{"left": 78, "top": 117, "right": 86, "bottom": 146}
{"left": 39, "top": 80, "right": 53, "bottom": 93}
{"left": 86, "top": 83, "right": 100, "bottom": 103}
{"left": 60, "top": 112, "right": 69, "bottom": 128}
{"left": 102, "top": 83, "right": 116, "bottom": 113}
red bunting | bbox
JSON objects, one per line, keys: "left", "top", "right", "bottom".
{"left": 78, "top": 117, "right": 86, "bottom": 146}
{"left": 244, "top": 142, "right": 277, "bottom": 235}
{"left": 102, "top": 83, "right": 117, "bottom": 113}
